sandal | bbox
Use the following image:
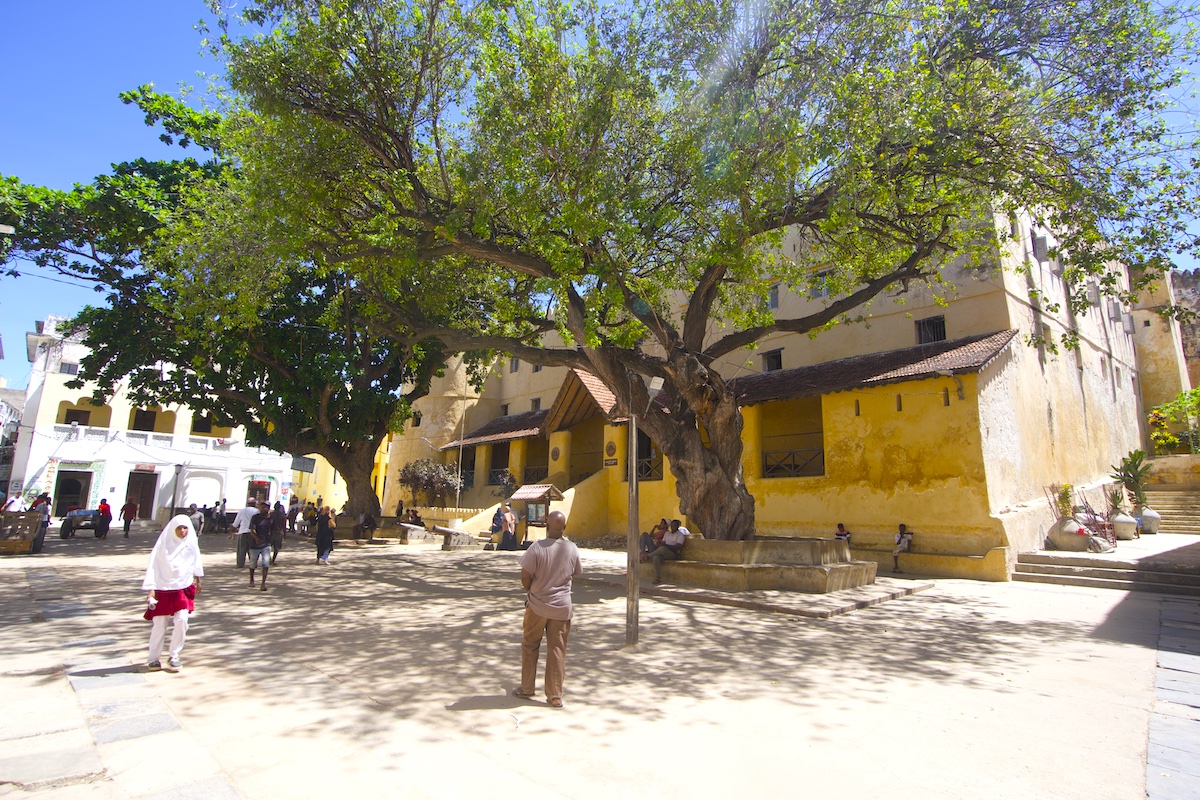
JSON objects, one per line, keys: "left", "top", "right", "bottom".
{"left": 548, "top": 698, "right": 564, "bottom": 708}
{"left": 512, "top": 689, "right": 536, "bottom": 699}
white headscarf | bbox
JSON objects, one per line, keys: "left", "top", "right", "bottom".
{"left": 142, "top": 514, "right": 204, "bottom": 591}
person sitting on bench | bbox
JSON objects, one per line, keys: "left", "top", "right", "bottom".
{"left": 893, "top": 523, "right": 913, "bottom": 573}
{"left": 651, "top": 519, "right": 690, "bottom": 585}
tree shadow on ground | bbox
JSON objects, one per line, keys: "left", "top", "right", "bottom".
{"left": 30, "top": 540, "right": 1159, "bottom": 752}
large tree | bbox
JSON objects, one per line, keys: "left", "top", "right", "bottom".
{"left": 0, "top": 89, "right": 451, "bottom": 517}
{"left": 204, "top": 0, "right": 1198, "bottom": 539}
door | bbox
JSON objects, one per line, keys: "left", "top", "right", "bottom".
{"left": 53, "top": 471, "right": 92, "bottom": 514}
{"left": 125, "top": 472, "right": 158, "bottom": 519}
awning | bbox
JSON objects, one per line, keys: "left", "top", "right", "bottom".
{"left": 730, "top": 329, "right": 1018, "bottom": 406}
{"left": 440, "top": 408, "right": 549, "bottom": 451}
{"left": 508, "top": 484, "right": 565, "bottom": 502}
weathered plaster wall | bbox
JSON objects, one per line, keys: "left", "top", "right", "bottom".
{"left": 978, "top": 321, "right": 1143, "bottom": 556}
{"left": 747, "top": 373, "right": 998, "bottom": 554}
{"left": 1134, "top": 274, "right": 1191, "bottom": 412}
{"left": 1146, "top": 454, "right": 1200, "bottom": 487}
{"left": 1169, "top": 270, "right": 1200, "bottom": 394}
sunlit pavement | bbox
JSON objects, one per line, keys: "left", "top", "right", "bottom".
{"left": 1, "top": 528, "right": 1197, "bottom": 799}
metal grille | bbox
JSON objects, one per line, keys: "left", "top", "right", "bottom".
{"left": 763, "top": 449, "right": 825, "bottom": 478}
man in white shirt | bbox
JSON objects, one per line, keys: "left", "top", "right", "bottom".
{"left": 3, "top": 494, "right": 28, "bottom": 513}
{"left": 650, "top": 519, "right": 690, "bottom": 585}
{"left": 230, "top": 498, "right": 259, "bottom": 568}
{"left": 513, "top": 510, "right": 581, "bottom": 708}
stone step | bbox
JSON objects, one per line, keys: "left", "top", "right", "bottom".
{"left": 638, "top": 559, "right": 877, "bottom": 593}
{"left": 1011, "top": 571, "right": 1200, "bottom": 597}
{"left": 1155, "top": 524, "right": 1200, "bottom": 534}
{"left": 1017, "top": 552, "right": 1200, "bottom": 576}
{"left": 1014, "top": 562, "right": 1200, "bottom": 587}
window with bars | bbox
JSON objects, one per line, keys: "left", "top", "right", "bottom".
{"left": 762, "top": 349, "right": 783, "bottom": 372}
{"left": 767, "top": 284, "right": 780, "bottom": 310}
{"left": 915, "top": 316, "right": 946, "bottom": 344}
{"left": 809, "top": 271, "right": 831, "bottom": 300}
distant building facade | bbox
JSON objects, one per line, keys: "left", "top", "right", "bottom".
{"left": 8, "top": 316, "right": 292, "bottom": 520}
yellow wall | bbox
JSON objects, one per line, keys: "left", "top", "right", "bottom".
{"left": 744, "top": 376, "right": 998, "bottom": 554}
{"left": 56, "top": 397, "right": 113, "bottom": 427}
{"left": 290, "top": 455, "right": 348, "bottom": 511}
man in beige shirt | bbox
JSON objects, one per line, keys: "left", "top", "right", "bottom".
{"left": 513, "top": 510, "right": 581, "bottom": 708}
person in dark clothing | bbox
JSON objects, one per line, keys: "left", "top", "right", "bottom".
{"left": 120, "top": 498, "right": 138, "bottom": 538}
{"left": 315, "top": 506, "right": 335, "bottom": 564}
{"left": 269, "top": 502, "right": 288, "bottom": 564}
{"left": 248, "top": 503, "right": 272, "bottom": 590}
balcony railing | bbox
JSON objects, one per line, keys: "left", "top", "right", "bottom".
{"left": 523, "top": 465, "right": 549, "bottom": 484}
{"left": 763, "top": 448, "right": 825, "bottom": 478}
{"left": 487, "top": 468, "right": 508, "bottom": 486}
{"left": 636, "top": 455, "right": 664, "bottom": 481}
{"left": 46, "top": 425, "right": 255, "bottom": 455}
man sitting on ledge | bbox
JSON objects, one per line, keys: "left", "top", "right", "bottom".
{"left": 651, "top": 519, "right": 690, "bottom": 585}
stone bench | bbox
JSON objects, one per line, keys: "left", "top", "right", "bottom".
{"left": 397, "top": 522, "right": 439, "bottom": 544}
{"left": 638, "top": 538, "right": 877, "bottom": 593}
{"left": 434, "top": 525, "right": 486, "bottom": 551}
{"left": 850, "top": 546, "right": 1010, "bottom": 581}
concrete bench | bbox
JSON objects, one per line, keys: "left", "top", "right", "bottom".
{"left": 850, "top": 546, "right": 1010, "bottom": 581}
{"left": 433, "top": 525, "right": 486, "bottom": 551}
{"left": 397, "top": 522, "right": 438, "bottom": 544}
{"left": 638, "top": 537, "right": 877, "bottom": 593}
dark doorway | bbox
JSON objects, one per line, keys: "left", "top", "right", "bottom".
{"left": 125, "top": 472, "right": 157, "bottom": 519}
{"left": 247, "top": 480, "right": 271, "bottom": 506}
{"left": 53, "top": 471, "right": 93, "bottom": 514}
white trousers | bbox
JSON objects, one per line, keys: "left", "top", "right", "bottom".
{"left": 148, "top": 610, "right": 189, "bottom": 662}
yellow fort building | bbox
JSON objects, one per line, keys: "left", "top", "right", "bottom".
{"left": 381, "top": 214, "right": 1190, "bottom": 581}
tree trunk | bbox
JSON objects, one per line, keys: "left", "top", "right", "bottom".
{"left": 589, "top": 349, "right": 757, "bottom": 541}
{"left": 643, "top": 382, "right": 756, "bottom": 541}
{"left": 323, "top": 442, "right": 382, "bottom": 520}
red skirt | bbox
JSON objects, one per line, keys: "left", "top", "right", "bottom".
{"left": 143, "top": 585, "right": 197, "bottom": 620}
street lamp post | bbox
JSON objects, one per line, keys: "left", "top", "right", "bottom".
{"left": 170, "top": 463, "right": 184, "bottom": 516}
{"left": 626, "top": 376, "right": 664, "bottom": 648}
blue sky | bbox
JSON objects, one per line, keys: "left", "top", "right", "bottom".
{"left": 0, "top": 1, "right": 218, "bottom": 389}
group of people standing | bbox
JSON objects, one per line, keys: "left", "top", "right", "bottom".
{"left": 138, "top": 496, "right": 588, "bottom": 712}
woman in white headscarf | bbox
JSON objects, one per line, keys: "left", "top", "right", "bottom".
{"left": 142, "top": 514, "right": 203, "bottom": 672}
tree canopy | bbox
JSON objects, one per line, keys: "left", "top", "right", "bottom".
{"left": 0, "top": 89, "right": 453, "bottom": 517}
{"left": 203, "top": 0, "right": 1199, "bottom": 539}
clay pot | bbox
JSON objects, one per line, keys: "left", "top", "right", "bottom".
{"left": 1133, "top": 505, "right": 1161, "bottom": 535}
{"left": 1110, "top": 511, "right": 1138, "bottom": 540}
{"left": 1048, "top": 517, "right": 1090, "bottom": 551}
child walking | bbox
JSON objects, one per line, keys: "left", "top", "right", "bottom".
{"left": 143, "top": 514, "right": 204, "bottom": 672}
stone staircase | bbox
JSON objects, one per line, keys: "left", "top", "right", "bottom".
{"left": 1142, "top": 488, "right": 1200, "bottom": 535}
{"left": 1012, "top": 553, "right": 1200, "bottom": 597}
{"left": 1012, "top": 482, "right": 1200, "bottom": 594}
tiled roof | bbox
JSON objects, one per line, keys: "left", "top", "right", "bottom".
{"left": 573, "top": 370, "right": 619, "bottom": 416}
{"left": 509, "top": 483, "right": 565, "bottom": 501}
{"left": 440, "top": 409, "right": 549, "bottom": 450}
{"left": 730, "top": 329, "right": 1019, "bottom": 406}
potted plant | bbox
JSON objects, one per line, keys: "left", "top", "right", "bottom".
{"left": 1045, "top": 483, "right": 1090, "bottom": 551}
{"left": 1110, "top": 450, "right": 1160, "bottom": 534}
{"left": 1105, "top": 485, "right": 1138, "bottom": 540}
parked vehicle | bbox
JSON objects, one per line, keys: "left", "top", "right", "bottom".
{"left": 61, "top": 508, "right": 102, "bottom": 538}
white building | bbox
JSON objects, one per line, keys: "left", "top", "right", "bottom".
{"left": 8, "top": 316, "right": 293, "bottom": 520}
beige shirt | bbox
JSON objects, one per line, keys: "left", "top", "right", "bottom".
{"left": 520, "top": 538, "right": 582, "bottom": 620}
